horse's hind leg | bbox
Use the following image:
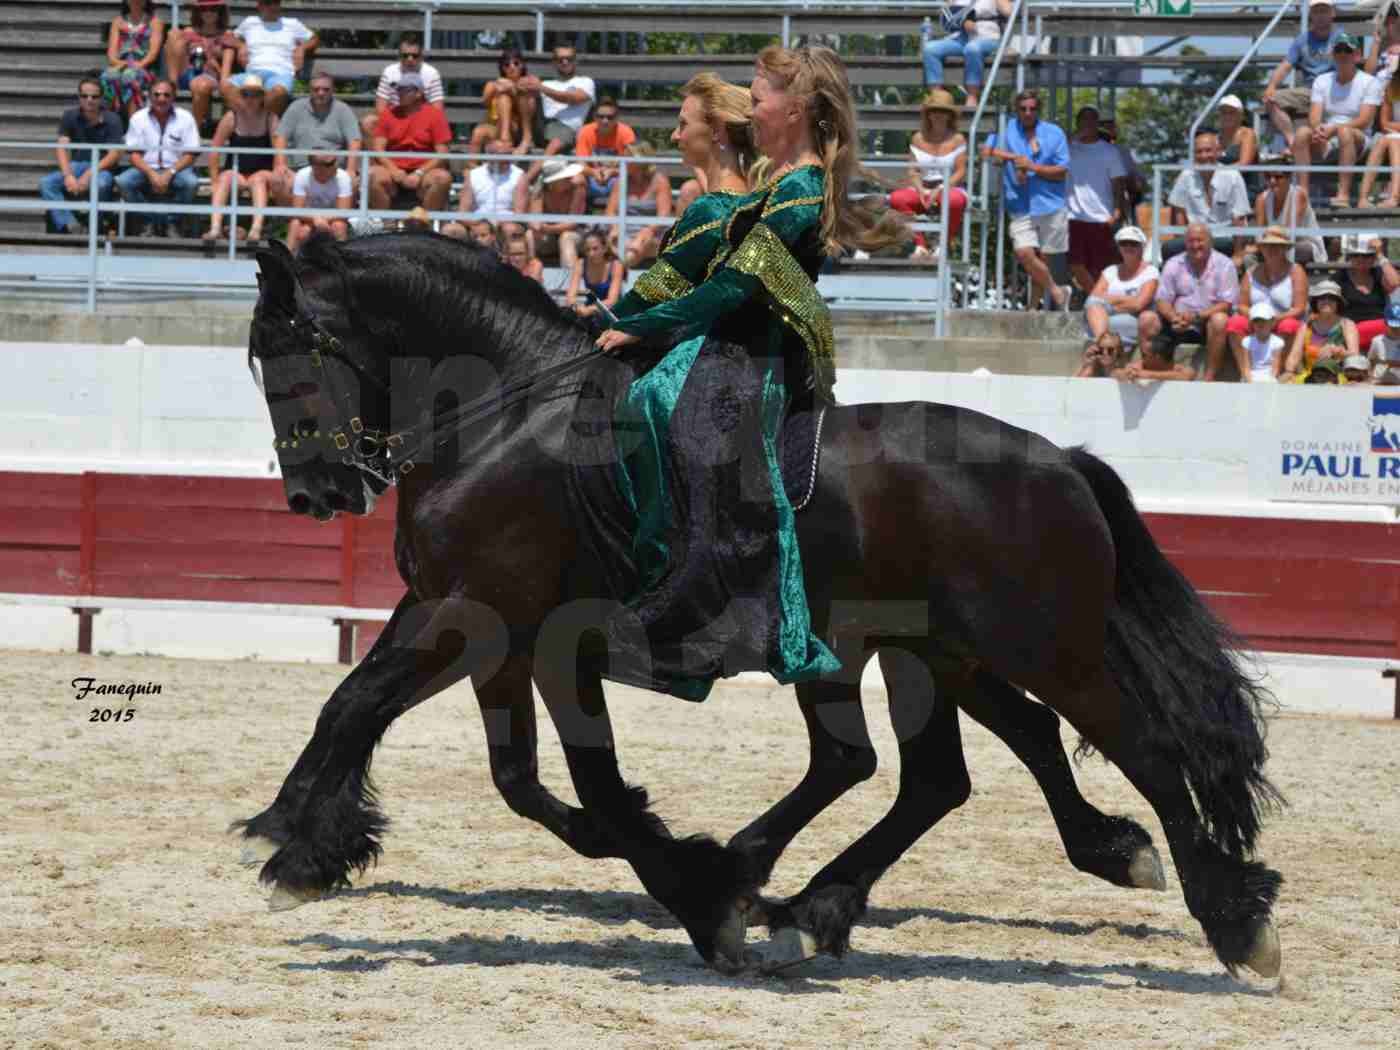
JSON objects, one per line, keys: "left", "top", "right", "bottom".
{"left": 760, "top": 646, "right": 973, "bottom": 968}
{"left": 958, "top": 670, "right": 1165, "bottom": 891}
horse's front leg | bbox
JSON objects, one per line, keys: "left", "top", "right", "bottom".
{"left": 233, "top": 594, "right": 427, "bottom": 865}
{"left": 530, "top": 658, "right": 769, "bottom": 972}
{"left": 248, "top": 595, "right": 511, "bottom": 909}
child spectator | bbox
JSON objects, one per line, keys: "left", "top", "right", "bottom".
{"left": 605, "top": 143, "right": 673, "bottom": 269}
{"left": 40, "top": 75, "right": 124, "bottom": 234}
{"left": 576, "top": 97, "right": 637, "bottom": 209}
{"left": 1302, "top": 357, "right": 1342, "bottom": 383}
{"left": 565, "top": 227, "right": 624, "bottom": 318}
{"left": 1072, "top": 331, "right": 1130, "bottom": 379}
{"left": 1343, "top": 353, "right": 1374, "bottom": 384}
{"left": 203, "top": 74, "right": 279, "bottom": 242}
{"left": 468, "top": 48, "right": 535, "bottom": 156}
{"left": 101, "top": 0, "right": 165, "bottom": 119}
{"left": 1367, "top": 303, "right": 1400, "bottom": 381}
{"left": 443, "top": 218, "right": 501, "bottom": 252}
{"left": 1358, "top": 74, "right": 1400, "bottom": 207}
{"left": 166, "top": 0, "right": 237, "bottom": 135}
{"left": 503, "top": 233, "right": 544, "bottom": 283}
{"left": 363, "top": 33, "right": 444, "bottom": 142}
{"left": 1239, "top": 302, "right": 1286, "bottom": 383}
{"left": 286, "top": 153, "right": 352, "bottom": 251}
{"left": 226, "top": 0, "right": 317, "bottom": 117}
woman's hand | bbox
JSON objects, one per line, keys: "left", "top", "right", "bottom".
{"left": 595, "top": 329, "right": 640, "bottom": 353}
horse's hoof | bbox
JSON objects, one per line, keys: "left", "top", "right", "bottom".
{"left": 238, "top": 835, "right": 281, "bottom": 867}
{"left": 711, "top": 898, "right": 749, "bottom": 973}
{"left": 759, "top": 926, "right": 820, "bottom": 975}
{"left": 267, "top": 883, "right": 319, "bottom": 913}
{"left": 1128, "top": 846, "right": 1167, "bottom": 891}
{"left": 1243, "top": 919, "right": 1282, "bottom": 979}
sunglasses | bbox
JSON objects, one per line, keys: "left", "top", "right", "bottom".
{"left": 241, "top": 90, "right": 263, "bottom": 97}
{"left": 79, "top": 92, "right": 101, "bottom": 100}
{"left": 503, "top": 58, "right": 522, "bottom": 67}
{"left": 151, "top": 91, "right": 173, "bottom": 98}
{"left": 400, "top": 52, "right": 421, "bottom": 60}
{"left": 313, "top": 160, "right": 336, "bottom": 168}
{"left": 596, "top": 112, "right": 617, "bottom": 121}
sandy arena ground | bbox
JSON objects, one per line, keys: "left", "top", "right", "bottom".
{"left": 3, "top": 649, "right": 1398, "bottom": 1049}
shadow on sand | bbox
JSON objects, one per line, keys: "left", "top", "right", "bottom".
{"left": 281, "top": 882, "right": 1264, "bottom": 996}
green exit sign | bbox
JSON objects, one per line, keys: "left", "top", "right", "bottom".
{"left": 1135, "top": 0, "right": 1192, "bottom": 13}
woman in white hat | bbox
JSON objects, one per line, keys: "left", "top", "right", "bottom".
{"left": 1217, "top": 94, "right": 1259, "bottom": 195}
{"left": 1226, "top": 225, "right": 1307, "bottom": 359}
{"left": 1083, "top": 225, "right": 1158, "bottom": 346}
{"left": 1282, "top": 280, "right": 1360, "bottom": 382}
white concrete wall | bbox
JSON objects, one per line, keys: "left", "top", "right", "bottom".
{"left": 2, "top": 341, "right": 1396, "bottom": 663}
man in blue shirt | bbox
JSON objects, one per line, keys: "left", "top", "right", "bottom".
{"left": 981, "top": 88, "right": 1070, "bottom": 309}
{"left": 1262, "top": 0, "right": 1343, "bottom": 148}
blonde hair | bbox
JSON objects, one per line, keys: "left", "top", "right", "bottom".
{"left": 681, "top": 72, "right": 757, "bottom": 175}
{"left": 622, "top": 140, "right": 657, "bottom": 183}
{"left": 754, "top": 44, "right": 902, "bottom": 256}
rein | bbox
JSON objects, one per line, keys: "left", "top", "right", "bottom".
{"left": 284, "top": 307, "right": 606, "bottom": 487}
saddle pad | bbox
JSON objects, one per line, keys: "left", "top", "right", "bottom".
{"left": 780, "top": 406, "right": 826, "bottom": 512}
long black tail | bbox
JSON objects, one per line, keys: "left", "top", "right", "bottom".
{"left": 1068, "top": 447, "right": 1283, "bottom": 859}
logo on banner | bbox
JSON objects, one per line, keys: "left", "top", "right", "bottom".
{"left": 1369, "top": 390, "right": 1400, "bottom": 453}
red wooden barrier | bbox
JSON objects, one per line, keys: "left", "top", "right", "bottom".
{"left": 2, "top": 472, "right": 1397, "bottom": 668}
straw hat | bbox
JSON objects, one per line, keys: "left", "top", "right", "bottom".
{"left": 1257, "top": 225, "right": 1293, "bottom": 246}
{"left": 921, "top": 88, "right": 959, "bottom": 117}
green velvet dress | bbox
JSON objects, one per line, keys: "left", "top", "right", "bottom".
{"left": 602, "top": 167, "right": 841, "bottom": 698}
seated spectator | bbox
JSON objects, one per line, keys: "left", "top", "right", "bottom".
{"left": 1367, "top": 302, "right": 1400, "bottom": 380}
{"left": 888, "top": 88, "right": 967, "bottom": 260}
{"left": 286, "top": 153, "right": 351, "bottom": 251}
{"left": 1342, "top": 353, "right": 1373, "bottom": 384}
{"left": 1301, "top": 356, "right": 1342, "bottom": 383}
{"left": 225, "top": 0, "right": 317, "bottom": 117}
{"left": 369, "top": 73, "right": 453, "bottom": 214}
{"left": 166, "top": 0, "right": 237, "bottom": 135}
{"left": 523, "top": 44, "right": 596, "bottom": 183}
{"left": 1138, "top": 223, "right": 1237, "bottom": 382}
{"left": 565, "top": 228, "right": 624, "bottom": 318}
{"left": 1282, "top": 279, "right": 1359, "bottom": 381}
{"left": 1252, "top": 164, "right": 1327, "bottom": 264}
{"left": 1367, "top": 2, "right": 1400, "bottom": 86}
{"left": 1358, "top": 75, "right": 1400, "bottom": 207}
{"left": 440, "top": 139, "right": 526, "bottom": 243}
{"left": 1262, "top": 0, "right": 1342, "bottom": 150}
{"left": 1084, "top": 226, "right": 1158, "bottom": 346}
{"left": 101, "top": 0, "right": 165, "bottom": 119}
{"left": 1067, "top": 105, "right": 1127, "bottom": 296}
{"left": 114, "top": 79, "right": 201, "bottom": 237}
{"left": 363, "top": 33, "right": 443, "bottom": 142}
{"left": 1216, "top": 95, "right": 1259, "bottom": 196}
{"left": 443, "top": 218, "right": 501, "bottom": 252}
{"left": 468, "top": 47, "right": 536, "bottom": 157}
{"left": 40, "top": 75, "right": 123, "bottom": 234}
{"left": 604, "top": 143, "right": 673, "bottom": 270}
{"left": 204, "top": 75, "right": 279, "bottom": 242}
{"left": 527, "top": 159, "right": 586, "bottom": 268}
{"left": 503, "top": 232, "right": 544, "bottom": 283}
{"left": 274, "top": 72, "right": 361, "bottom": 201}
{"left": 1337, "top": 235, "right": 1400, "bottom": 346}
{"left": 1072, "top": 331, "right": 1131, "bottom": 379}
{"left": 576, "top": 97, "right": 637, "bottom": 209}
{"left": 1226, "top": 226, "right": 1308, "bottom": 363}
{"left": 1164, "top": 129, "right": 1249, "bottom": 262}
{"left": 980, "top": 89, "right": 1070, "bottom": 309}
{"left": 921, "top": 0, "right": 1011, "bottom": 111}
{"left": 1237, "top": 303, "right": 1287, "bottom": 382}
{"left": 1294, "top": 34, "right": 1380, "bottom": 206}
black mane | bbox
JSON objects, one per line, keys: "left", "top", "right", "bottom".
{"left": 295, "top": 231, "right": 594, "bottom": 374}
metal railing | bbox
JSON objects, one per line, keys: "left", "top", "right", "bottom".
{"left": 6, "top": 142, "right": 958, "bottom": 323}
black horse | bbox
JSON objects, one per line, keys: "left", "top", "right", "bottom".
{"left": 237, "top": 233, "right": 1283, "bottom": 979}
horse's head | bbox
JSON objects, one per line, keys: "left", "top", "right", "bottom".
{"left": 250, "top": 238, "right": 388, "bottom": 520}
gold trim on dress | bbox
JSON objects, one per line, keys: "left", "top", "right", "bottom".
{"left": 632, "top": 259, "right": 695, "bottom": 303}
{"left": 665, "top": 218, "right": 724, "bottom": 255}
{"left": 761, "top": 195, "right": 824, "bottom": 220}
{"left": 723, "top": 222, "right": 836, "bottom": 400}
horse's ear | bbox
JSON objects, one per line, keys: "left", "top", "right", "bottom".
{"left": 254, "top": 243, "right": 299, "bottom": 314}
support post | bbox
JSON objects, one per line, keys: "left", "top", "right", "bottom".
{"left": 73, "top": 608, "right": 100, "bottom": 655}
{"left": 335, "top": 619, "right": 356, "bottom": 664}
{"left": 86, "top": 144, "right": 99, "bottom": 313}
